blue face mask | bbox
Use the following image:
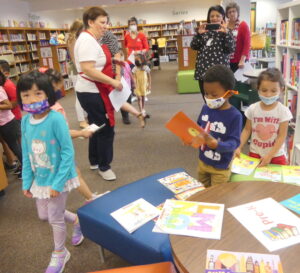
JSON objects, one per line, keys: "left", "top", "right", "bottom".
{"left": 23, "top": 99, "right": 50, "bottom": 114}
{"left": 259, "top": 94, "right": 279, "bottom": 105}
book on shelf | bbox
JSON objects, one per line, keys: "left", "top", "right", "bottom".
{"left": 291, "top": 17, "right": 300, "bottom": 46}
{"left": 153, "top": 199, "right": 224, "bottom": 239}
{"left": 157, "top": 171, "right": 203, "bottom": 194}
{"left": 228, "top": 197, "right": 300, "bottom": 251}
{"left": 231, "top": 153, "right": 260, "bottom": 176}
{"left": 110, "top": 198, "right": 160, "bottom": 233}
{"left": 289, "top": 53, "right": 300, "bottom": 88}
{"left": 281, "top": 194, "right": 300, "bottom": 215}
{"left": 205, "top": 249, "right": 283, "bottom": 273}
{"left": 281, "top": 49, "right": 288, "bottom": 80}
{"left": 280, "top": 19, "right": 289, "bottom": 45}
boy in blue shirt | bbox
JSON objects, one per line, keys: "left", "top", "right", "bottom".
{"left": 194, "top": 65, "right": 242, "bottom": 187}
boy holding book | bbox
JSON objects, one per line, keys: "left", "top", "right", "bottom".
{"left": 189, "top": 65, "right": 242, "bottom": 187}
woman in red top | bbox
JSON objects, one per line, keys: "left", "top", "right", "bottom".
{"left": 124, "top": 17, "right": 149, "bottom": 65}
{"left": 226, "top": 2, "right": 251, "bottom": 72}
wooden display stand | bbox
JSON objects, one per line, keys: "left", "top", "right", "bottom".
{"left": 0, "top": 155, "right": 8, "bottom": 192}
{"left": 177, "top": 35, "right": 197, "bottom": 71}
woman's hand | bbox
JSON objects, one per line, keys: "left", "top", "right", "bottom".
{"left": 112, "top": 80, "right": 123, "bottom": 91}
{"left": 238, "top": 59, "right": 245, "bottom": 68}
{"left": 218, "top": 20, "right": 228, "bottom": 33}
{"left": 23, "top": 190, "right": 33, "bottom": 198}
{"left": 198, "top": 23, "right": 207, "bottom": 35}
{"left": 81, "top": 130, "right": 93, "bottom": 138}
{"left": 50, "top": 189, "right": 60, "bottom": 198}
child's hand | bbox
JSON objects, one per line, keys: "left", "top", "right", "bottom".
{"left": 23, "top": 190, "right": 33, "bottom": 198}
{"left": 204, "top": 134, "right": 218, "bottom": 149}
{"left": 81, "top": 130, "right": 93, "bottom": 138}
{"left": 50, "top": 189, "right": 60, "bottom": 198}
{"left": 234, "top": 147, "right": 241, "bottom": 158}
{"left": 258, "top": 154, "right": 272, "bottom": 167}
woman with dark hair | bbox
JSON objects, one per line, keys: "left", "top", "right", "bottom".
{"left": 124, "top": 16, "right": 149, "bottom": 65}
{"left": 190, "top": 5, "right": 235, "bottom": 101}
{"left": 226, "top": 2, "right": 251, "bottom": 72}
{"left": 74, "top": 6, "right": 122, "bottom": 181}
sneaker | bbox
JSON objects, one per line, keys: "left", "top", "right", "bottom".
{"left": 85, "top": 191, "right": 111, "bottom": 204}
{"left": 45, "top": 248, "right": 70, "bottom": 273}
{"left": 99, "top": 169, "right": 116, "bottom": 181}
{"left": 17, "top": 172, "right": 22, "bottom": 180}
{"left": 13, "top": 165, "right": 22, "bottom": 175}
{"left": 4, "top": 160, "right": 18, "bottom": 172}
{"left": 131, "top": 96, "right": 137, "bottom": 103}
{"left": 137, "top": 114, "right": 146, "bottom": 128}
{"left": 89, "top": 164, "right": 99, "bottom": 170}
{"left": 122, "top": 116, "right": 131, "bottom": 125}
{"left": 145, "top": 96, "right": 149, "bottom": 102}
{"left": 72, "top": 221, "right": 84, "bottom": 246}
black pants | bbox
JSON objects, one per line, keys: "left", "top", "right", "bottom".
{"left": 77, "top": 92, "right": 114, "bottom": 172}
{"left": 230, "top": 62, "right": 239, "bottom": 73}
{"left": 198, "top": 80, "right": 206, "bottom": 103}
{"left": 0, "top": 119, "right": 22, "bottom": 163}
{"left": 120, "top": 95, "right": 132, "bottom": 119}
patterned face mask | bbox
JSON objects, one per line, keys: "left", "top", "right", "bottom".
{"left": 205, "top": 90, "right": 238, "bottom": 109}
{"left": 23, "top": 99, "right": 50, "bottom": 114}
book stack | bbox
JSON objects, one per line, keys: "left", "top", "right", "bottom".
{"left": 291, "top": 17, "right": 300, "bottom": 46}
{"left": 280, "top": 20, "right": 289, "bottom": 45}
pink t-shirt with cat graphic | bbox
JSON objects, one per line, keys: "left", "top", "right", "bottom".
{"left": 0, "top": 86, "right": 14, "bottom": 126}
{"left": 245, "top": 101, "right": 292, "bottom": 157}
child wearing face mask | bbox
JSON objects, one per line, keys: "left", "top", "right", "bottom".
{"left": 235, "top": 68, "right": 292, "bottom": 167}
{"left": 185, "top": 65, "right": 242, "bottom": 187}
{"left": 132, "top": 54, "right": 151, "bottom": 118}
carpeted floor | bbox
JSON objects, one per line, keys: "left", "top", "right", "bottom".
{"left": 0, "top": 62, "right": 204, "bottom": 273}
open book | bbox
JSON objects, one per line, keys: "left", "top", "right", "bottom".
{"left": 111, "top": 198, "right": 160, "bottom": 233}
{"left": 165, "top": 111, "right": 206, "bottom": 148}
{"left": 231, "top": 153, "right": 260, "bottom": 176}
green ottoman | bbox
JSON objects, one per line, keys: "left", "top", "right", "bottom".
{"left": 177, "top": 70, "right": 200, "bottom": 94}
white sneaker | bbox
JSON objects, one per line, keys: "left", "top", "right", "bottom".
{"left": 99, "top": 169, "right": 116, "bottom": 181}
{"left": 90, "top": 164, "right": 98, "bottom": 170}
{"left": 145, "top": 96, "right": 149, "bottom": 102}
{"left": 92, "top": 191, "right": 110, "bottom": 199}
{"left": 131, "top": 96, "right": 137, "bottom": 103}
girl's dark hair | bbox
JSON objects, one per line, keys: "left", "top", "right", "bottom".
{"left": 225, "top": 2, "right": 240, "bottom": 18}
{"left": 257, "top": 68, "right": 285, "bottom": 89}
{"left": 45, "top": 68, "right": 63, "bottom": 84}
{"left": 128, "top": 16, "right": 138, "bottom": 26}
{"left": 203, "top": 65, "right": 235, "bottom": 90}
{"left": 207, "top": 5, "right": 226, "bottom": 23}
{"left": 17, "top": 70, "right": 56, "bottom": 108}
{"left": 0, "top": 71, "right": 6, "bottom": 86}
{"left": 135, "top": 53, "right": 147, "bottom": 67}
{"left": 83, "top": 7, "right": 108, "bottom": 29}
{"left": 0, "top": 60, "right": 10, "bottom": 74}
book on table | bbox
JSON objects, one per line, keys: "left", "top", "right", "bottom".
{"left": 157, "top": 171, "right": 204, "bottom": 194}
{"left": 254, "top": 165, "right": 282, "bottom": 182}
{"left": 205, "top": 249, "right": 283, "bottom": 273}
{"left": 231, "top": 153, "right": 260, "bottom": 176}
{"left": 110, "top": 198, "right": 160, "bottom": 233}
{"left": 228, "top": 197, "right": 300, "bottom": 251}
{"left": 281, "top": 166, "right": 300, "bottom": 185}
{"left": 165, "top": 111, "right": 206, "bottom": 148}
{"left": 153, "top": 199, "right": 224, "bottom": 239}
{"left": 281, "top": 194, "right": 300, "bottom": 215}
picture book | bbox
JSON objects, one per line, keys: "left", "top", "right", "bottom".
{"left": 281, "top": 194, "right": 300, "bottom": 215}
{"left": 110, "top": 198, "right": 160, "bottom": 233}
{"left": 205, "top": 249, "right": 283, "bottom": 273}
{"left": 165, "top": 111, "right": 206, "bottom": 148}
{"left": 254, "top": 166, "right": 282, "bottom": 182}
{"left": 282, "top": 166, "right": 300, "bottom": 185}
{"left": 157, "top": 171, "right": 203, "bottom": 194}
{"left": 228, "top": 198, "right": 300, "bottom": 251}
{"left": 153, "top": 199, "right": 224, "bottom": 239}
{"left": 175, "top": 186, "right": 205, "bottom": 200}
{"left": 231, "top": 154, "right": 260, "bottom": 176}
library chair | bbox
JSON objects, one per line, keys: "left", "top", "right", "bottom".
{"left": 88, "top": 261, "right": 177, "bottom": 273}
{"left": 78, "top": 168, "right": 186, "bottom": 265}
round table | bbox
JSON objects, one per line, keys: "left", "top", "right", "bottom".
{"left": 170, "top": 181, "right": 300, "bottom": 273}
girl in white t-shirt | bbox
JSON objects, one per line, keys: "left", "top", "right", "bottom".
{"left": 236, "top": 68, "right": 292, "bottom": 166}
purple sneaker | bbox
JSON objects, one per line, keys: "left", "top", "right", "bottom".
{"left": 72, "top": 222, "right": 84, "bottom": 246}
{"left": 45, "top": 248, "right": 70, "bottom": 273}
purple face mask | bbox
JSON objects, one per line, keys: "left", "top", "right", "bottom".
{"left": 23, "top": 99, "right": 50, "bottom": 114}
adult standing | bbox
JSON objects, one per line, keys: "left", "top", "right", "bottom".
{"left": 124, "top": 16, "right": 149, "bottom": 66}
{"left": 67, "top": 19, "right": 89, "bottom": 129}
{"left": 226, "top": 2, "right": 251, "bottom": 73}
{"left": 190, "top": 5, "right": 235, "bottom": 101}
{"left": 74, "top": 7, "right": 122, "bottom": 181}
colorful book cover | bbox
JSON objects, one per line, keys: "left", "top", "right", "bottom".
{"left": 231, "top": 154, "right": 260, "bottom": 176}
{"left": 110, "top": 198, "right": 160, "bottom": 233}
{"left": 280, "top": 194, "right": 300, "bottom": 215}
{"left": 254, "top": 166, "right": 282, "bottom": 182}
{"left": 205, "top": 249, "right": 283, "bottom": 273}
{"left": 153, "top": 199, "right": 224, "bottom": 239}
{"left": 175, "top": 185, "right": 205, "bottom": 200}
{"left": 282, "top": 166, "right": 300, "bottom": 185}
{"left": 165, "top": 111, "right": 206, "bottom": 148}
{"left": 228, "top": 198, "right": 300, "bottom": 251}
{"left": 157, "top": 171, "right": 203, "bottom": 194}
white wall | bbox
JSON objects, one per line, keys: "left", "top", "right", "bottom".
{"left": 222, "top": 0, "right": 251, "bottom": 26}
{"left": 0, "top": 0, "right": 29, "bottom": 27}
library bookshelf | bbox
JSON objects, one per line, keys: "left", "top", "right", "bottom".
{"left": 276, "top": 0, "right": 300, "bottom": 165}
{"left": 0, "top": 27, "right": 72, "bottom": 92}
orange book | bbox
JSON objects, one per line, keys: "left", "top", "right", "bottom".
{"left": 165, "top": 111, "right": 206, "bottom": 148}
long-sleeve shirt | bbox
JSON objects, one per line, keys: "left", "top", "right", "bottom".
{"left": 230, "top": 21, "right": 251, "bottom": 63}
{"left": 22, "top": 110, "right": 77, "bottom": 192}
{"left": 124, "top": 32, "right": 149, "bottom": 57}
{"left": 190, "top": 31, "right": 235, "bottom": 80}
{"left": 197, "top": 105, "right": 242, "bottom": 169}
